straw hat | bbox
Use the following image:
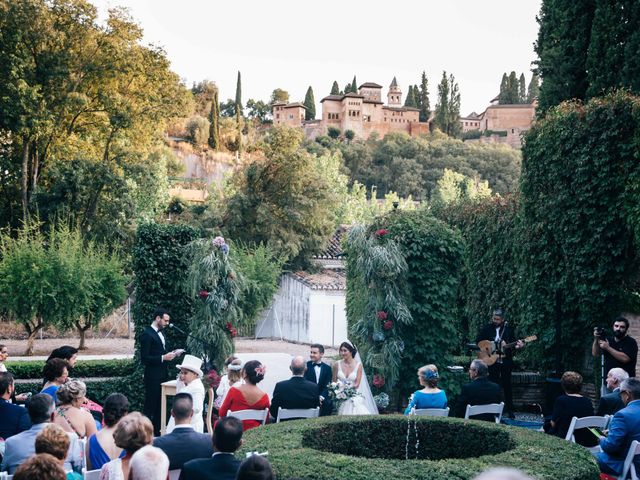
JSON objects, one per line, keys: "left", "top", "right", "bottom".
{"left": 176, "top": 354, "right": 203, "bottom": 377}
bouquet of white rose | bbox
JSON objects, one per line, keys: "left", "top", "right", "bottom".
{"left": 327, "top": 381, "right": 361, "bottom": 411}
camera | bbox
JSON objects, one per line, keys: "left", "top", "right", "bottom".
{"left": 595, "top": 326, "right": 606, "bottom": 339}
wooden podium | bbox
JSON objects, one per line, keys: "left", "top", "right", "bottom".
{"left": 160, "top": 380, "right": 177, "bottom": 435}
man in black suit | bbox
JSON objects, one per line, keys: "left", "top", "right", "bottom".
{"left": 0, "top": 372, "right": 31, "bottom": 439}
{"left": 270, "top": 356, "right": 320, "bottom": 421}
{"left": 140, "top": 307, "right": 181, "bottom": 436}
{"left": 454, "top": 359, "right": 502, "bottom": 421}
{"left": 597, "top": 367, "right": 629, "bottom": 416}
{"left": 304, "top": 344, "right": 333, "bottom": 416}
{"left": 179, "top": 416, "right": 242, "bottom": 480}
{"left": 153, "top": 393, "right": 213, "bottom": 470}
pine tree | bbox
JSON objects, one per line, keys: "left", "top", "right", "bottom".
{"left": 498, "top": 73, "right": 509, "bottom": 104}
{"left": 344, "top": 83, "right": 352, "bottom": 94}
{"left": 519, "top": 73, "right": 527, "bottom": 103}
{"left": 351, "top": 76, "right": 358, "bottom": 94}
{"left": 418, "top": 71, "right": 431, "bottom": 122}
{"left": 527, "top": 74, "right": 541, "bottom": 102}
{"left": 534, "top": 0, "right": 596, "bottom": 113}
{"left": 304, "top": 86, "right": 316, "bottom": 121}
{"left": 331, "top": 81, "right": 340, "bottom": 95}
{"left": 208, "top": 85, "right": 220, "bottom": 150}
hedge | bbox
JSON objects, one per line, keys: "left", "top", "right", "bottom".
{"left": 5, "top": 359, "right": 135, "bottom": 380}
{"left": 240, "top": 416, "right": 599, "bottom": 479}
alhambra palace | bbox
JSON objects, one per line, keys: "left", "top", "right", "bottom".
{"left": 273, "top": 77, "right": 535, "bottom": 148}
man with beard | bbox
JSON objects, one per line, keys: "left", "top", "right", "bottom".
{"left": 592, "top": 316, "right": 638, "bottom": 390}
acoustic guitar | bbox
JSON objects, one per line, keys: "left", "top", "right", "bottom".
{"left": 477, "top": 335, "right": 537, "bottom": 366}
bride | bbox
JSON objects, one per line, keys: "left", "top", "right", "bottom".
{"left": 332, "top": 341, "right": 376, "bottom": 415}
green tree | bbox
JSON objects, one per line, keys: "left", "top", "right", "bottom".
{"left": 418, "top": 71, "right": 431, "bottom": 122}
{"left": 186, "top": 116, "right": 210, "bottom": 146}
{"left": 209, "top": 85, "right": 220, "bottom": 150}
{"left": 519, "top": 73, "right": 527, "bottom": 103}
{"left": 508, "top": 71, "right": 519, "bottom": 104}
{"left": 434, "top": 72, "right": 461, "bottom": 137}
{"left": 351, "top": 76, "right": 358, "bottom": 93}
{"left": 270, "top": 88, "right": 290, "bottom": 104}
{"left": 220, "top": 99, "right": 237, "bottom": 117}
{"left": 191, "top": 80, "right": 218, "bottom": 116}
{"left": 344, "top": 130, "right": 355, "bottom": 141}
{"left": 344, "top": 83, "right": 352, "bottom": 94}
{"left": 431, "top": 169, "right": 492, "bottom": 205}
{"left": 404, "top": 86, "right": 418, "bottom": 108}
{"left": 235, "top": 71, "right": 243, "bottom": 153}
{"left": 498, "top": 73, "right": 509, "bottom": 104}
{"left": 246, "top": 99, "right": 271, "bottom": 123}
{"left": 527, "top": 74, "right": 541, "bottom": 102}
{"left": 304, "top": 86, "right": 316, "bottom": 120}
{"left": 331, "top": 81, "right": 340, "bottom": 95}
{"left": 327, "top": 126, "right": 341, "bottom": 139}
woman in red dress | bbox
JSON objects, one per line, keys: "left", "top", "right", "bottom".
{"left": 219, "top": 360, "right": 270, "bottom": 431}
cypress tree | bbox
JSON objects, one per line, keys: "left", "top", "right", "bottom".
{"left": 208, "top": 85, "right": 220, "bottom": 150}
{"left": 621, "top": 2, "right": 640, "bottom": 93}
{"left": 351, "top": 76, "right": 358, "bottom": 94}
{"left": 331, "top": 81, "right": 340, "bottom": 95}
{"left": 235, "top": 71, "right": 242, "bottom": 153}
{"left": 507, "top": 71, "right": 519, "bottom": 104}
{"left": 344, "top": 83, "right": 352, "bottom": 94}
{"left": 235, "top": 71, "right": 242, "bottom": 112}
{"left": 418, "top": 71, "right": 431, "bottom": 122}
{"left": 527, "top": 74, "right": 541, "bottom": 103}
{"left": 498, "top": 73, "right": 509, "bottom": 104}
{"left": 434, "top": 72, "right": 450, "bottom": 133}
{"left": 304, "top": 86, "right": 316, "bottom": 121}
{"left": 435, "top": 72, "right": 461, "bottom": 137}
{"left": 404, "top": 85, "right": 414, "bottom": 107}
{"left": 519, "top": 73, "right": 527, "bottom": 103}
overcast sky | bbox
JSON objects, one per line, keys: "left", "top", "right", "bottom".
{"left": 88, "top": 0, "right": 542, "bottom": 115}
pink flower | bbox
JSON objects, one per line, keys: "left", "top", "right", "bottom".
{"left": 199, "top": 290, "right": 209, "bottom": 299}
{"left": 383, "top": 320, "right": 394, "bottom": 330}
{"left": 376, "top": 311, "right": 388, "bottom": 321}
{"left": 375, "top": 229, "right": 389, "bottom": 237}
{"left": 373, "top": 374, "right": 385, "bottom": 388}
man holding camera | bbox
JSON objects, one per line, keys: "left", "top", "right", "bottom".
{"left": 592, "top": 316, "right": 638, "bottom": 386}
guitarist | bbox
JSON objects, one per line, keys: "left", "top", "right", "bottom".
{"left": 476, "top": 308, "right": 524, "bottom": 419}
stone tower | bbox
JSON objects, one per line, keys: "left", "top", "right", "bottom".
{"left": 387, "top": 77, "right": 402, "bottom": 106}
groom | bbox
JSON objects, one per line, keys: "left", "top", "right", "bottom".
{"left": 304, "top": 344, "right": 333, "bottom": 416}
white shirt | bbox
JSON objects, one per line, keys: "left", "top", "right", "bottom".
{"left": 314, "top": 364, "right": 321, "bottom": 383}
{"left": 151, "top": 324, "right": 166, "bottom": 348}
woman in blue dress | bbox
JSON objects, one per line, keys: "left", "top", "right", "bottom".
{"left": 86, "top": 393, "right": 129, "bottom": 470}
{"left": 40, "top": 358, "right": 69, "bottom": 402}
{"left": 404, "top": 364, "right": 447, "bottom": 414}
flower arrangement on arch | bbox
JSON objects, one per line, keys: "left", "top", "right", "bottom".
{"left": 212, "top": 236, "right": 230, "bottom": 255}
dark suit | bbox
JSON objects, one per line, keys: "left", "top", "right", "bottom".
{"left": 454, "top": 377, "right": 502, "bottom": 421}
{"left": 179, "top": 453, "right": 241, "bottom": 480}
{"left": 270, "top": 376, "right": 320, "bottom": 420}
{"left": 597, "top": 389, "right": 625, "bottom": 416}
{"left": 476, "top": 323, "right": 517, "bottom": 413}
{"left": 0, "top": 398, "right": 31, "bottom": 439}
{"left": 153, "top": 425, "right": 213, "bottom": 470}
{"left": 140, "top": 325, "right": 169, "bottom": 435}
{"left": 304, "top": 360, "right": 333, "bottom": 416}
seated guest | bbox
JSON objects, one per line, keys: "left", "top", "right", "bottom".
{"left": 54, "top": 380, "right": 97, "bottom": 439}
{"left": 0, "top": 372, "right": 31, "bottom": 439}
{"left": 154, "top": 393, "right": 214, "bottom": 470}
{"left": 544, "top": 371, "right": 594, "bottom": 445}
{"left": 167, "top": 355, "right": 206, "bottom": 433}
{"left": 235, "top": 454, "right": 274, "bottom": 480}
{"left": 0, "top": 345, "right": 30, "bottom": 402}
{"left": 41, "top": 358, "right": 69, "bottom": 401}
{"left": 13, "top": 453, "right": 67, "bottom": 480}
{"left": 47, "top": 346, "right": 79, "bottom": 371}
{"left": 99, "top": 412, "right": 153, "bottom": 480}
{"left": 2, "top": 393, "right": 82, "bottom": 474}
{"left": 219, "top": 361, "right": 269, "bottom": 431}
{"left": 597, "top": 378, "right": 640, "bottom": 477}
{"left": 129, "top": 445, "right": 170, "bottom": 480}
{"left": 215, "top": 358, "right": 243, "bottom": 410}
{"left": 35, "top": 424, "right": 83, "bottom": 480}
{"left": 86, "top": 393, "right": 129, "bottom": 470}
{"left": 404, "top": 364, "right": 447, "bottom": 414}
{"left": 597, "top": 367, "right": 629, "bottom": 416}
{"left": 454, "top": 360, "right": 501, "bottom": 421}
{"left": 269, "top": 356, "right": 319, "bottom": 421}
{"left": 180, "top": 416, "right": 243, "bottom": 480}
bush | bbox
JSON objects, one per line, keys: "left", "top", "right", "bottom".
{"left": 5, "top": 359, "right": 135, "bottom": 380}
{"left": 462, "top": 129, "right": 482, "bottom": 140}
{"left": 185, "top": 115, "right": 210, "bottom": 146}
{"left": 239, "top": 416, "right": 599, "bottom": 479}
{"left": 327, "top": 126, "right": 340, "bottom": 139}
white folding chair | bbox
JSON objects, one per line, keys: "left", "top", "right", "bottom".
{"left": 564, "top": 415, "right": 611, "bottom": 455}
{"left": 169, "top": 469, "right": 181, "bottom": 480}
{"left": 618, "top": 440, "right": 640, "bottom": 480}
{"left": 206, "top": 387, "right": 215, "bottom": 435}
{"left": 227, "top": 408, "right": 269, "bottom": 425}
{"left": 82, "top": 467, "right": 101, "bottom": 480}
{"left": 0, "top": 472, "right": 13, "bottom": 480}
{"left": 410, "top": 407, "right": 450, "bottom": 417}
{"left": 464, "top": 402, "right": 504, "bottom": 424}
{"left": 276, "top": 406, "right": 320, "bottom": 423}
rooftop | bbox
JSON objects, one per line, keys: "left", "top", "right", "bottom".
{"left": 313, "top": 226, "right": 347, "bottom": 260}
{"left": 284, "top": 102, "right": 306, "bottom": 109}
{"left": 289, "top": 269, "right": 346, "bottom": 291}
{"left": 359, "top": 82, "right": 383, "bottom": 89}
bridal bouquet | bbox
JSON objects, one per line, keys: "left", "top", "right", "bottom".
{"left": 327, "top": 381, "right": 361, "bottom": 409}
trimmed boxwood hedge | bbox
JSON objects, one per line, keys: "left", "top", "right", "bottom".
{"left": 239, "top": 415, "right": 599, "bottom": 479}
{"left": 5, "top": 359, "right": 135, "bottom": 380}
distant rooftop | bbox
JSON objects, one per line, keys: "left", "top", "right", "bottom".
{"left": 359, "top": 82, "right": 383, "bottom": 89}
{"left": 289, "top": 269, "right": 346, "bottom": 291}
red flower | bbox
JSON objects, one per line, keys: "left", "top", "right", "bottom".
{"left": 375, "top": 229, "right": 389, "bottom": 237}
{"left": 383, "top": 320, "right": 394, "bottom": 330}
{"left": 229, "top": 328, "right": 238, "bottom": 338}
{"left": 205, "top": 369, "right": 221, "bottom": 389}
{"left": 376, "top": 311, "right": 388, "bottom": 321}
{"left": 198, "top": 290, "right": 209, "bottom": 299}
{"left": 373, "top": 374, "right": 385, "bottom": 388}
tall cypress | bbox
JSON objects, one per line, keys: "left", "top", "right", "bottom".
{"left": 527, "top": 74, "right": 541, "bottom": 103}
{"left": 507, "top": 71, "right": 519, "bottom": 104}
{"left": 519, "top": 73, "right": 527, "bottom": 103}
{"left": 330, "top": 81, "right": 340, "bottom": 95}
{"left": 418, "top": 71, "right": 431, "bottom": 122}
{"left": 344, "top": 83, "right": 352, "bottom": 94}
{"left": 208, "top": 85, "right": 220, "bottom": 150}
{"left": 498, "top": 73, "right": 509, "bottom": 104}
{"left": 304, "top": 86, "right": 316, "bottom": 121}
{"left": 351, "top": 76, "right": 358, "bottom": 94}
{"left": 404, "top": 85, "right": 414, "bottom": 107}
{"left": 235, "top": 71, "right": 242, "bottom": 153}
{"left": 235, "top": 71, "right": 242, "bottom": 110}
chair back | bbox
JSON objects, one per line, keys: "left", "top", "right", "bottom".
{"left": 276, "top": 407, "right": 320, "bottom": 423}
{"left": 564, "top": 415, "right": 611, "bottom": 442}
{"left": 169, "top": 469, "right": 181, "bottom": 480}
{"left": 82, "top": 467, "right": 101, "bottom": 480}
{"left": 0, "top": 472, "right": 14, "bottom": 480}
{"left": 206, "top": 387, "right": 215, "bottom": 434}
{"left": 410, "top": 407, "right": 450, "bottom": 417}
{"left": 620, "top": 440, "right": 640, "bottom": 480}
{"left": 464, "top": 402, "right": 504, "bottom": 424}
{"left": 227, "top": 408, "right": 269, "bottom": 425}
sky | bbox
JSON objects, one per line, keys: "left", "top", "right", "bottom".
{"left": 88, "top": 0, "right": 542, "bottom": 116}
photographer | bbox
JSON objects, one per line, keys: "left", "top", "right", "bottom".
{"left": 592, "top": 316, "right": 638, "bottom": 385}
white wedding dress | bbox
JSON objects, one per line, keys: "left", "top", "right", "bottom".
{"left": 337, "top": 360, "right": 373, "bottom": 415}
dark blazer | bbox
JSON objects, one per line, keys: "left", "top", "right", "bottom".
{"left": 454, "top": 377, "right": 502, "bottom": 421}
{"left": 270, "top": 376, "right": 320, "bottom": 420}
{"left": 597, "top": 389, "right": 625, "bottom": 416}
{"left": 304, "top": 360, "right": 333, "bottom": 416}
{"left": 179, "top": 453, "right": 241, "bottom": 480}
{"left": 153, "top": 426, "right": 214, "bottom": 470}
{"left": 139, "top": 326, "right": 168, "bottom": 380}
{"left": 0, "top": 398, "right": 31, "bottom": 439}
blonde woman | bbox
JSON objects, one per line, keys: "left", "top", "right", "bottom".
{"left": 99, "top": 412, "right": 153, "bottom": 480}
{"left": 54, "top": 380, "right": 97, "bottom": 439}
{"left": 214, "top": 357, "right": 243, "bottom": 410}
{"left": 404, "top": 364, "right": 447, "bottom": 414}
{"left": 166, "top": 355, "right": 205, "bottom": 433}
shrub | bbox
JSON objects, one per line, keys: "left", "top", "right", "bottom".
{"left": 5, "top": 359, "right": 135, "bottom": 380}
{"left": 462, "top": 129, "right": 482, "bottom": 140}
{"left": 327, "top": 126, "right": 340, "bottom": 139}
{"left": 185, "top": 115, "right": 210, "bottom": 146}
{"left": 239, "top": 416, "right": 599, "bottom": 479}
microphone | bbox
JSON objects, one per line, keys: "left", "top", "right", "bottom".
{"left": 168, "top": 323, "right": 187, "bottom": 334}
